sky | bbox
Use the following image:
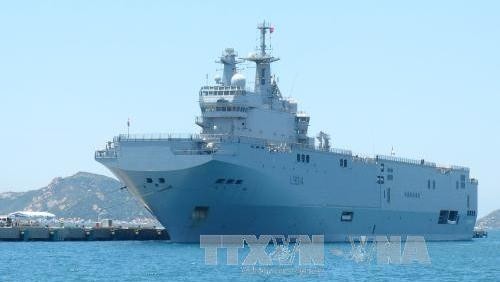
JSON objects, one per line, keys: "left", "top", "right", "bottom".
{"left": 0, "top": 1, "right": 498, "bottom": 216}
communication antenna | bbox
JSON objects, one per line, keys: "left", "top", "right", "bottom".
{"left": 289, "top": 72, "right": 299, "bottom": 97}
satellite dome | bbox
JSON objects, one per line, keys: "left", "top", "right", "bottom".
{"left": 231, "top": 73, "right": 246, "bottom": 88}
{"left": 214, "top": 74, "right": 222, "bottom": 84}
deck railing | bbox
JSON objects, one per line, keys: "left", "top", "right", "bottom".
{"left": 116, "top": 133, "right": 202, "bottom": 142}
{"left": 95, "top": 150, "right": 117, "bottom": 158}
{"left": 100, "top": 133, "right": 470, "bottom": 172}
{"left": 376, "top": 155, "right": 436, "bottom": 167}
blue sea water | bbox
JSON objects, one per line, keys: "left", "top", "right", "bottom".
{"left": 0, "top": 231, "right": 499, "bottom": 282}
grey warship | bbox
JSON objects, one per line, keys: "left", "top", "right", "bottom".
{"left": 96, "top": 22, "right": 478, "bottom": 243}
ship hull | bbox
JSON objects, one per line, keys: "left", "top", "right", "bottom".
{"left": 99, "top": 143, "right": 477, "bottom": 243}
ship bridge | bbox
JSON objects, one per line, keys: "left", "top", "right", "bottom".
{"left": 195, "top": 21, "right": 311, "bottom": 144}
{"left": 197, "top": 84, "right": 251, "bottom": 133}
{"left": 199, "top": 85, "right": 246, "bottom": 97}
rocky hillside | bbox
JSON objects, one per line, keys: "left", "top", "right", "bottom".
{"left": 476, "top": 209, "right": 500, "bottom": 230}
{"left": 0, "top": 172, "right": 156, "bottom": 222}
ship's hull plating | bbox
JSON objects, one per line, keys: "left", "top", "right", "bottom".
{"left": 100, "top": 143, "right": 477, "bottom": 243}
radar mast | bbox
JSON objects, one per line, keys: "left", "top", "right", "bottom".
{"left": 244, "top": 21, "right": 279, "bottom": 98}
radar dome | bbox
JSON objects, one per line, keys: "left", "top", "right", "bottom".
{"left": 247, "top": 52, "right": 257, "bottom": 59}
{"left": 214, "top": 74, "right": 222, "bottom": 84}
{"left": 231, "top": 73, "right": 246, "bottom": 88}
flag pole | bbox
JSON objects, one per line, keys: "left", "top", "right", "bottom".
{"left": 127, "top": 118, "right": 130, "bottom": 138}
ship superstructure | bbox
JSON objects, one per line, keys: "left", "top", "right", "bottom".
{"left": 96, "top": 22, "right": 478, "bottom": 242}
{"left": 196, "top": 23, "right": 310, "bottom": 145}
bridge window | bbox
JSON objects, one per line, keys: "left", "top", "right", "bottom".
{"left": 159, "top": 178, "right": 165, "bottom": 183}
{"left": 306, "top": 155, "right": 310, "bottom": 163}
{"left": 215, "top": 178, "right": 225, "bottom": 184}
{"left": 235, "top": 180, "right": 243, "bottom": 184}
{"left": 146, "top": 178, "right": 153, "bottom": 183}
{"left": 226, "top": 179, "right": 235, "bottom": 184}
{"left": 297, "top": 154, "right": 300, "bottom": 162}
